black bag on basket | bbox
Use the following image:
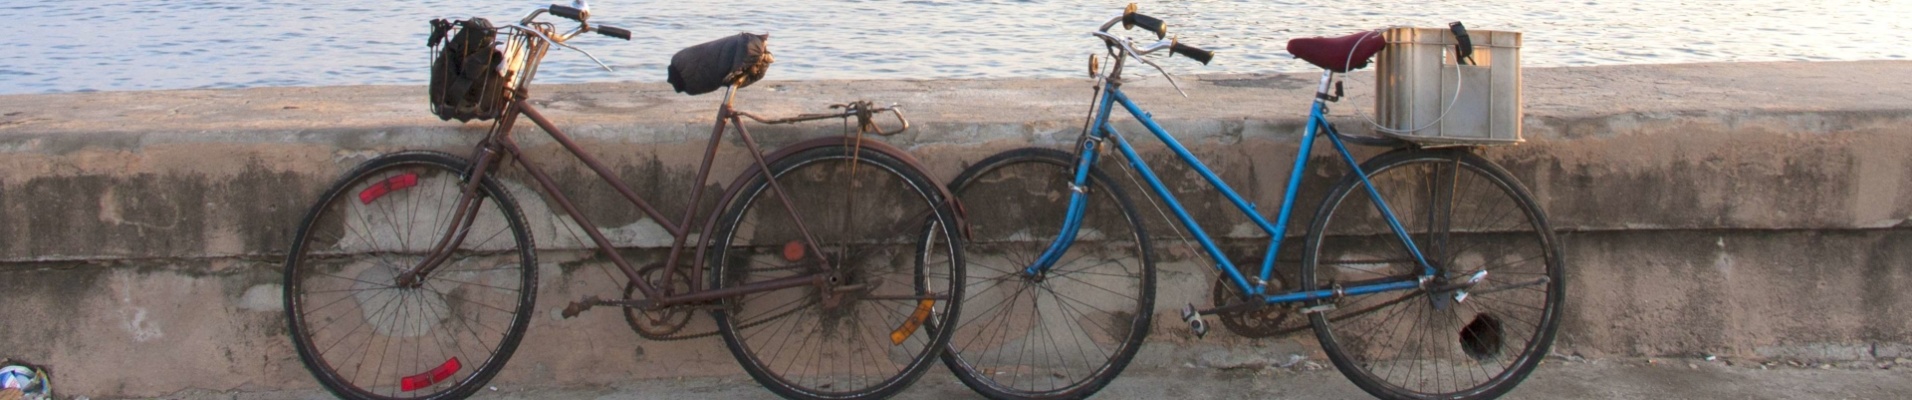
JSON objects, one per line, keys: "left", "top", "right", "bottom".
{"left": 667, "top": 33, "right": 773, "bottom": 95}
{"left": 428, "top": 18, "right": 505, "bottom": 121}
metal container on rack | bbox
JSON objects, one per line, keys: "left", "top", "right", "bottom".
{"left": 1375, "top": 27, "right": 1523, "bottom": 144}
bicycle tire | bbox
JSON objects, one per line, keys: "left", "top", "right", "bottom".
{"left": 938, "top": 147, "right": 1156, "bottom": 400}
{"left": 708, "top": 144, "right": 964, "bottom": 400}
{"left": 285, "top": 151, "right": 536, "bottom": 400}
{"left": 1301, "top": 148, "right": 1563, "bottom": 400}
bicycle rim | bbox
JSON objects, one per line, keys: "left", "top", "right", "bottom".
{"left": 940, "top": 147, "right": 1156, "bottom": 400}
{"left": 709, "top": 146, "right": 962, "bottom": 400}
{"left": 1303, "top": 149, "right": 1563, "bottom": 400}
{"left": 285, "top": 152, "right": 537, "bottom": 400}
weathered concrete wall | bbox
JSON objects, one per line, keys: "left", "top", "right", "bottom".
{"left": 1, "top": 61, "right": 1910, "bottom": 397}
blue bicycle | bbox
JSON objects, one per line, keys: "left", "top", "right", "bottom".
{"left": 939, "top": 5, "right": 1563, "bottom": 400}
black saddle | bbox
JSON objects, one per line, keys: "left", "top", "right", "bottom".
{"left": 667, "top": 33, "right": 774, "bottom": 95}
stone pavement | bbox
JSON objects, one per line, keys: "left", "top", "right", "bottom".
{"left": 147, "top": 357, "right": 1912, "bottom": 400}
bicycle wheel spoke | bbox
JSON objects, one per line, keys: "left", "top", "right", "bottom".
{"left": 287, "top": 154, "right": 534, "bottom": 400}
{"left": 1041, "top": 285, "right": 1121, "bottom": 370}
{"left": 966, "top": 257, "right": 1025, "bottom": 277}
{"left": 937, "top": 148, "right": 1153, "bottom": 399}
{"left": 708, "top": 148, "right": 960, "bottom": 399}
{"left": 1042, "top": 271, "right": 1143, "bottom": 304}
{"left": 1306, "top": 150, "right": 1561, "bottom": 400}
{"left": 423, "top": 275, "right": 524, "bottom": 294}
{"left": 954, "top": 281, "right": 1035, "bottom": 348}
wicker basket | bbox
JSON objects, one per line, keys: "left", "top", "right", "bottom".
{"left": 426, "top": 18, "right": 544, "bottom": 122}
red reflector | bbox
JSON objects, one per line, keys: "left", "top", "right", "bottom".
{"left": 400, "top": 357, "right": 460, "bottom": 392}
{"left": 358, "top": 173, "right": 419, "bottom": 205}
{"left": 782, "top": 241, "right": 806, "bottom": 262}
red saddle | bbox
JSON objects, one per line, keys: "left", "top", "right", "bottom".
{"left": 1287, "top": 31, "right": 1387, "bottom": 72}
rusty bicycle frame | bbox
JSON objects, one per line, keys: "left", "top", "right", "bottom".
{"left": 286, "top": 5, "right": 973, "bottom": 399}
{"left": 393, "top": 75, "right": 946, "bottom": 315}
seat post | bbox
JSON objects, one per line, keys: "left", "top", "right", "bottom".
{"left": 1314, "top": 69, "right": 1335, "bottom": 99}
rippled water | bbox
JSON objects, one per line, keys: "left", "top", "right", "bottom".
{"left": 2, "top": 0, "right": 1906, "bottom": 94}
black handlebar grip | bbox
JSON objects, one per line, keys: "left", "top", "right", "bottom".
{"left": 1123, "top": 12, "right": 1167, "bottom": 40}
{"left": 1171, "top": 41, "right": 1214, "bottom": 65}
{"left": 597, "top": 25, "right": 632, "bottom": 40}
{"left": 549, "top": 4, "right": 589, "bottom": 21}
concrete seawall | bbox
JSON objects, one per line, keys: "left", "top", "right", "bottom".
{"left": 2, "top": 61, "right": 1910, "bottom": 397}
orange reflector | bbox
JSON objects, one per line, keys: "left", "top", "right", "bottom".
{"left": 782, "top": 241, "right": 806, "bottom": 262}
{"left": 400, "top": 357, "right": 460, "bottom": 392}
{"left": 889, "top": 299, "right": 935, "bottom": 345}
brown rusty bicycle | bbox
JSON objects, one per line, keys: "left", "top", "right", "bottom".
{"left": 282, "top": 3, "right": 964, "bottom": 400}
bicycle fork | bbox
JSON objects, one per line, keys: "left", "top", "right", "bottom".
{"left": 396, "top": 139, "right": 510, "bottom": 288}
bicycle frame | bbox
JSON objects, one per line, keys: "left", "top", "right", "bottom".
{"left": 1031, "top": 70, "right": 1434, "bottom": 306}
{"left": 403, "top": 85, "right": 834, "bottom": 309}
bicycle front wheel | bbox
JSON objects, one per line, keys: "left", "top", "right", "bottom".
{"left": 1302, "top": 148, "right": 1563, "bottom": 400}
{"left": 939, "top": 147, "right": 1155, "bottom": 400}
{"left": 284, "top": 151, "right": 536, "bottom": 400}
{"left": 708, "top": 144, "right": 963, "bottom": 400}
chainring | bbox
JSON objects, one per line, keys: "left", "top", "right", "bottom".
{"left": 1211, "top": 261, "right": 1309, "bottom": 338}
{"left": 623, "top": 263, "right": 695, "bottom": 340}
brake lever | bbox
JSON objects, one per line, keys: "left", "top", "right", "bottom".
{"left": 1130, "top": 46, "right": 1187, "bottom": 98}
{"left": 509, "top": 23, "right": 613, "bottom": 72}
{"left": 1090, "top": 30, "right": 1186, "bottom": 97}
{"left": 554, "top": 39, "right": 613, "bottom": 71}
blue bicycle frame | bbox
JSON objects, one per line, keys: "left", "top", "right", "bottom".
{"left": 1026, "top": 70, "right": 1434, "bottom": 306}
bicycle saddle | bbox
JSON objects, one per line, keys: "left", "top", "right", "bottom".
{"left": 668, "top": 33, "right": 774, "bottom": 95}
{"left": 1286, "top": 31, "right": 1386, "bottom": 73}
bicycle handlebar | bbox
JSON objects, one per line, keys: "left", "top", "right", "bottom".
{"left": 1095, "top": 4, "right": 1215, "bottom": 65}
{"left": 489, "top": 3, "right": 631, "bottom": 71}
{"left": 545, "top": 3, "right": 632, "bottom": 40}
{"left": 510, "top": 3, "right": 629, "bottom": 43}
{"left": 1088, "top": 4, "right": 1215, "bottom": 97}
{"left": 1121, "top": 5, "right": 1167, "bottom": 40}
{"left": 597, "top": 25, "right": 632, "bottom": 40}
{"left": 548, "top": 4, "right": 589, "bottom": 22}
{"left": 1171, "top": 40, "right": 1213, "bottom": 65}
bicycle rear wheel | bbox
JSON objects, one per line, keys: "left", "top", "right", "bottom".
{"left": 284, "top": 151, "right": 536, "bottom": 400}
{"left": 1302, "top": 148, "right": 1562, "bottom": 400}
{"left": 708, "top": 144, "right": 963, "bottom": 400}
{"left": 939, "top": 147, "right": 1155, "bottom": 400}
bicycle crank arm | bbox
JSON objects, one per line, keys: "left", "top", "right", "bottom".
{"left": 1425, "top": 270, "right": 1490, "bottom": 294}
{"left": 1461, "top": 276, "right": 1551, "bottom": 297}
{"left": 1198, "top": 298, "right": 1266, "bottom": 316}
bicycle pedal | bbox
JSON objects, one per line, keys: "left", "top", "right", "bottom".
{"left": 560, "top": 296, "right": 602, "bottom": 319}
{"left": 1181, "top": 304, "right": 1209, "bottom": 339}
{"left": 1451, "top": 270, "right": 1489, "bottom": 304}
{"left": 1465, "top": 270, "right": 1489, "bottom": 285}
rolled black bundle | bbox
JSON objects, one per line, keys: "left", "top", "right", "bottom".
{"left": 666, "top": 33, "right": 773, "bottom": 95}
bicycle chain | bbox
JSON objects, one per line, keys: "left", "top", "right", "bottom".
{"left": 625, "top": 299, "right": 813, "bottom": 341}
{"left": 623, "top": 263, "right": 821, "bottom": 342}
{"left": 1210, "top": 263, "right": 1305, "bottom": 338}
